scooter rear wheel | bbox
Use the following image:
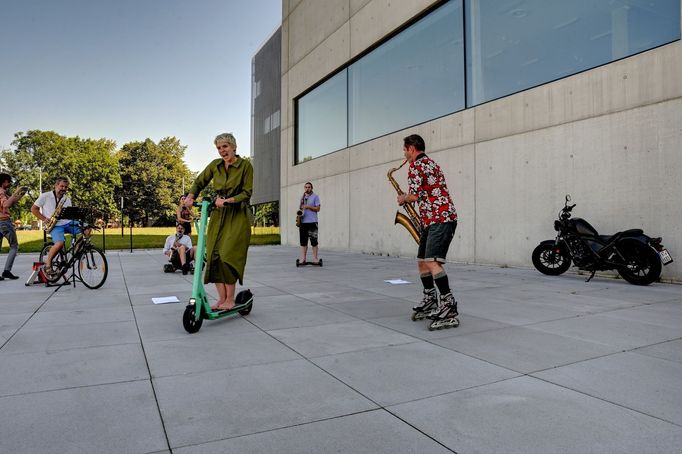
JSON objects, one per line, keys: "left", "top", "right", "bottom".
{"left": 183, "top": 305, "right": 203, "bottom": 333}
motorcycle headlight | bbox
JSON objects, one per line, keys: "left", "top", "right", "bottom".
{"left": 554, "top": 220, "right": 562, "bottom": 231}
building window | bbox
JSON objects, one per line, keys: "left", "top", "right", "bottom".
{"left": 296, "top": 70, "right": 348, "bottom": 163}
{"left": 348, "top": 0, "right": 464, "bottom": 145}
{"left": 465, "top": 0, "right": 681, "bottom": 105}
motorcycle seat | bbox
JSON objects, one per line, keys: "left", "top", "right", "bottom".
{"left": 598, "top": 229, "right": 644, "bottom": 244}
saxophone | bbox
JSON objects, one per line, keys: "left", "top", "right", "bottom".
{"left": 44, "top": 194, "right": 68, "bottom": 233}
{"left": 387, "top": 159, "right": 422, "bottom": 244}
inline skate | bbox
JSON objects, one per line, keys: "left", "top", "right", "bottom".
{"left": 411, "top": 288, "right": 438, "bottom": 321}
{"left": 428, "top": 293, "right": 459, "bottom": 330}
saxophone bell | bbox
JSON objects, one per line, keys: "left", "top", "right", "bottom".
{"left": 387, "top": 159, "right": 422, "bottom": 244}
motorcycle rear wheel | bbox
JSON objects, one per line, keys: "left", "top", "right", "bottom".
{"left": 617, "top": 239, "right": 661, "bottom": 286}
{"left": 532, "top": 243, "right": 571, "bottom": 276}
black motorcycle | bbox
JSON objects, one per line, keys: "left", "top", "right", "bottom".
{"left": 532, "top": 195, "right": 673, "bottom": 285}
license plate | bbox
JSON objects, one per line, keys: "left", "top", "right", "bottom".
{"left": 659, "top": 248, "right": 673, "bottom": 265}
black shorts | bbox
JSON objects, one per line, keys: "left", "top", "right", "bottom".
{"left": 417, "top": 221, "right": 457, "bottom": 263}
{"left": 299, "top": 222, "right": 318, "bottom": 247}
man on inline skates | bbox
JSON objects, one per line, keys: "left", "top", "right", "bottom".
{"left": 396, "top": 134, "right": 460, "bottom": 330}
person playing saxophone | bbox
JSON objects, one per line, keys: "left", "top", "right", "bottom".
{"left": 298, "top": 182, "right": 321, "bottom": 265}
{"left": 31, "top": 176, "right": 89, "bottom": 277}
{"left": 396, "top": 134, "right": 460, "bottom": 330}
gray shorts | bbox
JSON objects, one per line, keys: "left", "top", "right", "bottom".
{"left": 417, "top": 221, "right": 457, "bottom": 263}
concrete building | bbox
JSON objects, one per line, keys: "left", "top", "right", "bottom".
{"left": 251, "top": 27, "right": 282, "bottom": 206}
{"left": 275, "top": 0, "right": 682, "bottom": 281}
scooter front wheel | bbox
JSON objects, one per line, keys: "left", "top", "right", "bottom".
{"left": 183, "top": 305, "right": 203, "bottom": 333}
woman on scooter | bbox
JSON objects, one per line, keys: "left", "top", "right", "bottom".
{"left": 184, "top": 133, "right": 253, "bottom": 312}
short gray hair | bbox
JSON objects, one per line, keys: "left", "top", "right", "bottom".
{"left": 54, "top": 176, "right": 71, "bottom": 185}
{"left": 214, "top": 133, "right": 237, "bottom": 147}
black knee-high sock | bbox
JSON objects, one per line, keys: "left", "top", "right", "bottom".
{"left": 420, "top": 272, "right": 434, "bottom": 291}
{"left": 433, "top": 271, "right": 451, "bottom": 295}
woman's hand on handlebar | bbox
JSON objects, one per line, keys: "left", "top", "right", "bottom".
{"left": 215, "top": 197, "right": 235, "bottom": 208}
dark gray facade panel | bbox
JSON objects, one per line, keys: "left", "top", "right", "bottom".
{"left": 251, "top": 27, "right": 281, "bottom": 205}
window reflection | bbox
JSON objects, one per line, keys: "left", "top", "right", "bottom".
{"left": 466, "top": 0, "right": 681, "bottom": 105}
{"left": 296, "top": 70, "right": 348, "bottom": 163}
{"left": 348, "top": 0, "right": 464, "bottom": 145}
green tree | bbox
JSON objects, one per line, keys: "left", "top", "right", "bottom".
{"left": 1, "top": 130, "right": 121, "bottom": 222}
{"left": 253, "top": 201, "right": 279, "bottom": 226}
{"left": 116, "top": 137, "right": 193, "bottom": 226}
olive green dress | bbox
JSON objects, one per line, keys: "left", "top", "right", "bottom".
{"left": 189, "top": 157, "right": 253, "bottom": 285}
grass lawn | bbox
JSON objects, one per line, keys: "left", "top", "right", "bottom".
{"left": 1, "top": 226, "right": 280, "bottom": 254}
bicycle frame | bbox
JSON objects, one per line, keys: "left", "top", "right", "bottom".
{"left": 42, "top": 222, "right": 107, "bottom": 289}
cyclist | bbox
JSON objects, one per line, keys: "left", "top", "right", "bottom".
{"left": 31, "top": 177, "right": 91, "bottom": 277}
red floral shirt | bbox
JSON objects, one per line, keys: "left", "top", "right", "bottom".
{"left": 408, "top": 154, "right": 457, "bottom": 227}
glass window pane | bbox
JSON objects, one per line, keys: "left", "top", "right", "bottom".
{"left": 296, "top": 70, "right": 348, "bottom": 163}
{"left": 348, "top": 0, "right": 465, "bottom": 145}
{"left": 466, "top": 0, "right": 681, "bottom": 106}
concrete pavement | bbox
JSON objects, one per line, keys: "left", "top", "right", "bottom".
{"left": 1, "top": 245, "right": 682, "bottom": 453}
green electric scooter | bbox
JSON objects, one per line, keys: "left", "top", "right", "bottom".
{"left": 182, "top": 197, "right": 253, "bottom": 334}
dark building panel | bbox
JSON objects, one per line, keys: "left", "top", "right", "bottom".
{"left": 251, "top": 27, "right": 281, "bottom": 205}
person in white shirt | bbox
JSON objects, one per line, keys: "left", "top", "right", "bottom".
{"left": 163, "top": 223, "right": 195, "bottom": 275}
{"left": 31, "top": 177, "right": 89, "bottom": 276}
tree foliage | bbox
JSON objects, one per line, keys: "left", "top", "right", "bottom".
{"left": 1, "top": 130, "right": 121, "bottom": 221}
{"left": 116, "top": 137, "right": 193, "bottom": 225}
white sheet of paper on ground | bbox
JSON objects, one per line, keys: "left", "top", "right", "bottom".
{"left": 384, "top": 279, "right": 411, "bottom": 285}
{"left": 152, "top": 296, "right": 181, "bottom": 304}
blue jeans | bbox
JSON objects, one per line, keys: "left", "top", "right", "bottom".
{"left": 0, "top": 220, "right": 18, "bottom": 272}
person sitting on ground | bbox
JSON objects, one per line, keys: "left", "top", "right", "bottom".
{"left": 163, "top": 224, "right": 195, "bottom": 275}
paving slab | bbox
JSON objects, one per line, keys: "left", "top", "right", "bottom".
{"left": 389, "top": 376, "right": 682, "bottom": 454}
{"left": 173, "top": 410, "right": 452, "bottom": 454}
{"left": 154, "top": 359, "right": 377, "bottom": 448}
{"left": 0, "top": 343, "right": 149, "bottom": 396}
{"left": 145, "top": 330, "right": 303, "bottom": 377}
{"left": 0, "top": 380, "right": 167, "bottom": 454}
{"left": 534, "top": 352, "right": 682, "bottom": 425}
{"left": 312, "top": 341, "right": 519, "bottom": 406}
{"left": 633, "top": 339, "right": 682, "bottom": 364}
{"left": 528, "top": 312, "right": 682, "bottom": 350}
{"left": 433, "top": 325, "right": 619, "bottom": 373}
{"left": 268, "top": 320, "right": 417, "bottom": 357}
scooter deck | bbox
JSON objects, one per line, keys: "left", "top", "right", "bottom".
{"left": 204, "top": 298, "right": 253, "bottom": 320}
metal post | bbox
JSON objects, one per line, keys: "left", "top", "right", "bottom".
{"left": 120, "top": 195, "right": 124, "bottom": 237}
{"left": 129, "top": 220, "right": 133, "bottom": 253}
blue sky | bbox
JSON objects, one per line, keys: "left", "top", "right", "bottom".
{"left": 0, "top": 0, "right": 281, "bottom": 171}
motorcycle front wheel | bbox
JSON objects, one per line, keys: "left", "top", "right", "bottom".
{"left": 532, "top": 243, "right": 571, "bottom": 276}
{"left": 617, "top": 239, "right": 662, "bottom": 286}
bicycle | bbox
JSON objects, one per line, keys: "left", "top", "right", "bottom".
{"left": 39, "top": 220, "right": 108, "bottom": 289}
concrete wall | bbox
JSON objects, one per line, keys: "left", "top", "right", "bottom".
{"left": 280, "top": 0, "right": 682, "bottom": 282}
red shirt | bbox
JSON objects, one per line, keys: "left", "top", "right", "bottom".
{"left": 407, "top": 154, "right": 457, "bottom": 227}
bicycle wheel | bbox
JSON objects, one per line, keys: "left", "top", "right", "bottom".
{"left": 44, "top": 249, "right": 68, "bottom": 284}
{"left": 78, "top": 246, "right": 108, "bottom": 289}
{"left": 39, "top": 242, "right": 54, "bottom": 264}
